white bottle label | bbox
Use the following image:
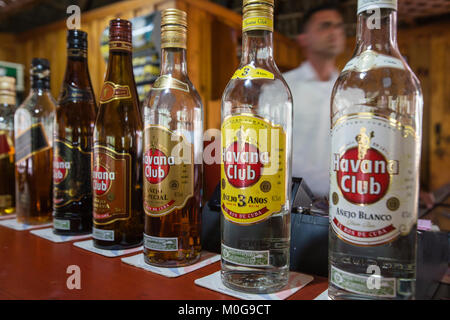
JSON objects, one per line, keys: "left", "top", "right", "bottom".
{"left": 329, "top": 114, "right": 419, "bottom": 246}
{"left": 342, "top": 50, "right": 404, "bottom": 73}
{"left": 357, "top": 0, "right": 397, "bottom": 14}
{"left": 92, "top": 227, "right": 114, "bottom": 241}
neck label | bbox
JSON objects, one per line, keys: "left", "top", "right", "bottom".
{"left": 243, "top": 16, "right": 273, "bottom": 32}
{"left": 232, "top": 65, "right": 274, "bottom": 80}
{"left": 342, "top": 50, "right": 404, "bottom": 73}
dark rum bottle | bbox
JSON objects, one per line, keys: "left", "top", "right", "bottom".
{"left": 53, "top": 29, "right": 97, "bottom": 235}
{"left": 15, "top": 58, "right": 56, "bottom": 225}
{"left": 143, "top": 9, "right": 203, "bottom": 267}
{"left": 93, "top": 19, "right": 144, "bottom": 249}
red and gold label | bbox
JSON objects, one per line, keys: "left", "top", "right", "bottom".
{"left": 221, "top": 114, "right": 287, "bottom": 225}
{"left": 143, "top": 125, "right": 194, "bottom": 217}
{"left": 93, "top": 145, "right": 131, "bottom": 225}
{"left": 99, "top": 81, "right": 131, "bottom": 104}
{"left": 0, "top": 130, "right": 14, "bottom": 161}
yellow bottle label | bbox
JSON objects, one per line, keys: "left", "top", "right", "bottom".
{"left": 231, "top": 65, "right": 274, "bottom": 80}
{"left": 243, "top": 17, "right": 273, "bottom": 32}
{"left": 221, "top": 114, "right": 286, "bottom": 225}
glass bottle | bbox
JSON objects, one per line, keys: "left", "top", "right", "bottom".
{"left": 53, "top": 29, "right": 97, "bottom": 235}
{"left": 0, "top": 76, "right": 17, "bottom": 215}
{"left": 93, "top": 19, "right": 144, "bottom": 249}
{"left": 328, "top": 0, "right": 422, "bottom": 300}
{"left": 220, "top": 0, "right": 293, "bottom": 293}
{"left": 15, "top": 58, "right": 56, "bottom": 225}
{"left": 142, "top": 9, "right": 203, "bottom": 267}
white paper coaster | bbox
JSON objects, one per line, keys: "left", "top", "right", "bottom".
{"left": 73, "top": 239, "right": 143, "bottom": 257}
{"left": 0, "top": 218, "right": 52, "bottom": 231}
{"left": 0, "top": 214, "right": 16, "bottom": 220}
{"left": 121, "top": 251, "right": 220, "bottom": 277}
{"left": 195, "top": 270, "right": 314, "bottom": 300}
{"left": 314, "top": 289, "right": 330, "bottom": 300}
{"left": 30, "top": 227, "right": 92, "bottom": 243}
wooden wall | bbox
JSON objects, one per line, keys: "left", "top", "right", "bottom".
{"left": 0, "top": 0, "right": 448, "bottom": 192}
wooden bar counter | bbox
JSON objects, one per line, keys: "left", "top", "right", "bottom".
{"left": 0, "top": 222, "right": 327, "bottom": 300}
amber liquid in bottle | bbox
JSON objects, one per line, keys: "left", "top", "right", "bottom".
{"left": 15, "top": 58, "right": 56, "bottom": 225}
{"left": 53, "top": 30, "right": 97, "bottom": 235}
{"left": 143, "top": 9, "right": 203, "bottom": 267}
{"left": 0, "top": 76, "right": 16, "bottom": 215}
{"left": 93, "top": 19, "right": 143, "bottom": 249}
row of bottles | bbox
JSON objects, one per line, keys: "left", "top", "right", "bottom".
{"left": 0, "top": 0, "right": 423, "bottom": 299}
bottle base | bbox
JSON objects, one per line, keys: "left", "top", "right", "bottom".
{"left": 144, "top": 252, "right": 201, "bottom": 268}
{"left": 93, "top": 240, "right": 143, "bottom": 251}
{"left": 221, "top": 270, "right": 289, "bottom": 294}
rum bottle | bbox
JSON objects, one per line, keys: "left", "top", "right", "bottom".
{"left": 15, "top": 58, "right": 56, "bottom": 225}
{"left": 220, "top": 0, "right": 293, "bottom": 293}
{"left": 93, "top": 19, "right": 144, "bottom": 249}
{"left": 328, "top": 0, "right": 422, "bottom": 300}
{"left": 53, "top": 29, "right": 97, "bottom": 235}
{"left": 143, "top": 9, "right": 203, "bottom": 267}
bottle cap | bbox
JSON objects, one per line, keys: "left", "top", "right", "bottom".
{"left": 161, "top": 9, "right": 187, "bottom": 49}
{"left": 0, "top": 76, "right": 15, "bottom": 105}
{"left": 242, "top": 0, "right": 274, "bottom": 32}
{"left": 67, "top": 29, "right": 88, "bottom": 58}
{"left": 31, "top": 58, "right": 50, "bottom": 89}
{"left": 357, "top": 0, "right": 397, "bottom": 15}
{"left": 109, "top": 19, "right": 133, "bottom": 52}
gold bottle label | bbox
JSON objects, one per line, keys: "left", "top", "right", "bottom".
{"left": 221, "top": 114, "right": 286, "bottom": 225}
{"left": 242, "top": 16, "right": 273, "bottom": 32}
{"left": 99, "top": 81, "right": 131, "bottom": 104}
{"left": 93, "top": 145, "right": 132, "bottom": 225}
{"left": 143, "top": 125, "right": 194, "bottom": 217}
{"left": 151, "top": 75, "right": 189, "bottom": 93}
{"left": 231, "top": 65, "right": 274, "bottom": 80}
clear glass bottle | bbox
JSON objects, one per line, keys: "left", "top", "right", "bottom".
{"left": 15, "top": 58, "right": 57, "bottom": 225}
{"left": 142, "top": 9, "right": 203, "bottom": 267}
{"left": 328, "top": 0, "right": 422, "bottom": 300}
{"left": 220, "top": 0, "right": 293, "bottom": 293}
{"left": 93, "top": 19, "right": 144, "bottom": 249}
{"left": 53, "top": 29, "right": 97, "bottom": 235}
{"left": 0, "top": 76, "right": 17, "bottom": 215}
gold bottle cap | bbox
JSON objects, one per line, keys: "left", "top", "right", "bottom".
{"left": 0, "top": 76, "right": 16, "bottom": 105}
{"left": 242, "top": 0, "right": 274, "bottom": 32}
{"left": 161, "top": 8, "right": 187, "bottom": 49}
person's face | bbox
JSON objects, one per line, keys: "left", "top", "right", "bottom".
{"left": 300, "top": 10, "right": 345, "bottom": 59}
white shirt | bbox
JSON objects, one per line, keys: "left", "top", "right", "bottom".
{"left": 283, "top": 61, "right": 339, "bottom": 198}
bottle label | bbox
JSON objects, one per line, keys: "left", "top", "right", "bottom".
{"left": 143, "top": 125, "right": 194, "bottom": 217}
{"left": 221, "top": 244, "right": 269, "bottom": 267}
{"left": 59, "top": 83, "right": 94, "bottom": 104}
{"left": 358, "top": 0, "right": 397, "bottom": 14}
{"left": 151, "top": 75, "right": 189, "bottom": 93}
{"left": 93, "top": 227, "right": 115, "bottom": 241}
{"left": 331, "top": 265, "right": 396, "bottom": 298}
{"left": 242, "top": 17, "right": 273, "bottom": 32}
{"left": 0, "top": 195, "right": 12, "bottom": 208}
{"left": 93, "top": 145, "right": 131, "bottom": 225}
{"left": 232, "top": 65, "right": 274, "bottom": 80}
{"left": 53, "top": 139, "right": 92, "bottom": 208}
{"left": 144, "top": 233, "right": 178, "bottom": 251}
{"left": 221, "top": 115, "right": 287, "bottom": 225}
{"left": 53, "top": 218, "right": 71, "bottom": 231}
{"left": 99, "top": 81, "right": 131, "bottom": 104}
{"left": 0, "top": 130, "right": 14, "bottom": 160}
{"left": 15, "top": 123, "right": 51, "bottom": 164}
{"left": 329, "top": 113, "right": 418, "bottom": 246}
{"left": 342, "top": 50, "right": 405, "bottom": 73}
{"left": 67, "top": 48, "right": 87, "bottom": 58}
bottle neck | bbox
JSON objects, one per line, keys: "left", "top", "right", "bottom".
{"left": 160, "top": 47, "right": 188, "bottom": 78}
{"left": 106, "top": 49, "right": 135, "bottom": 84}
{"left": 64, "top": 54, "right": 91, "bottom": 86}
{"left": 241, "top": 29, "right": 274, "bottom": 65}
{"left": 356, "top": 8, "right": 398, "bottom": 54}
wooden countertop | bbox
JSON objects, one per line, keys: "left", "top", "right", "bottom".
{"left": 0, "top": 220, "right": 327, "bottom": 300}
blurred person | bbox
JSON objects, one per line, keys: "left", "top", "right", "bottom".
{"left": 283, "top": 3, "right": 345, "bottom": 198}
